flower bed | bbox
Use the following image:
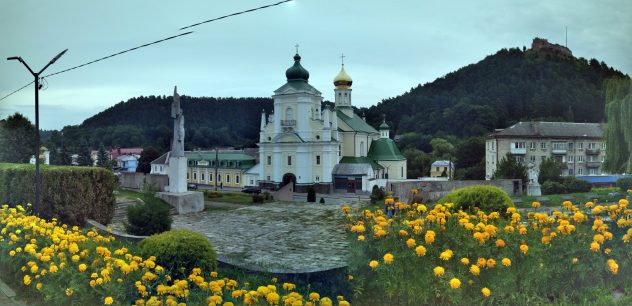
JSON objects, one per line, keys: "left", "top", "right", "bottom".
{"left": 343, "top": 192, "right": 632, "bottom": 305}
{"left": 0, "top": 204, "right": 349, "bottom": 306}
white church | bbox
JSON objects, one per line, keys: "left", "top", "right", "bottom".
{"left": 253, "top": 52, "right": 407, "bottom": 193}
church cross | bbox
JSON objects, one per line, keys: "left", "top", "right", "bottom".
{"left": 295, "top": 44, "right": 299, "bottom": 54}
{"left": 340, "top": 53, "right": 346, "bottom": 65}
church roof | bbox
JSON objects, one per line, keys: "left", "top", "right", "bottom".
{"left": 368, "top": 138, "right": 406, "bottom": 161}
{"left": 337, "top": 110, "right": 379, "bottom": 134}
{"left": 333, "top": 156, "right": 383, "bottom": 175}
{"left": 274, "top": 81, "right": 321, "bottom": 95}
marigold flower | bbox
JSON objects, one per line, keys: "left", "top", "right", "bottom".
{"left": 532, "top": 201, "right": 541, "bottom": 208}
{"left": 383, "top": 253, "right": 394, "bottom": 264}
{"left": 449, "top": 278, "right": 461, "bottom": 289}
{"left": 607, "top": 259, "right": 618, "bottom": 274}
{"left": 572, "top": 257, "right": 579, "bottom": 264}
{"left": 369, "top": 260, "right": 379, "bottom": 269}
{"left": 502, "top": 258, "right": 511, "bottom": 267}
{"left": 470, "top": 265, "right": 480, "bottom": 276}
{"left": 23, "top": 275, "right": 31, "bottom": 286}
{"left": 590, "top": 242, "right": 600, "bottom": 252}
{"left": 406, "top": 238, "right": 416, "bottom": 248}
{"left": 487, "top": 258, "right": 496, "bottom": 268}
{"left": 309, "top": 292, "right": 320, "bottom": 301}
{"left": 415, "top": 245, "right": 427, "bottom": 256}
{"left": 439, "top": 249, "right": 453, "bottom": 261}
{"left": 424, "top": 230, "right": 435, "bottom": 244}
{"left": 78, "top": 264, "right": 87, "bottom": 272}
{"left": 104, "top": 296, "right": 114, "bottom": 305}
{"left": 66, "top": 288, "right": 73, "bottom": 297}
{"left": 482, "top": 287, "right": 491, "bottom": 297}
{"left": 433, "top": 266, "right": 445, "bottom": 277}
{"left": 357, "top": 235, "right": 365, "bottom": 241}
{"left": 495, "top": 239, "right": 505, "bottom": 248}
{"left": 520, "top": 244, "right": 529, "bottom": 254}
{"left": 460, "top": 258, "right": 470, "bottom": 265}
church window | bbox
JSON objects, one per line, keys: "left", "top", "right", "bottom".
{"left": 217, "top": 174, "right": 221, "bottom": 182}
{"left": 209, "top": 174, "right": 213, "bottom": 182}
{"left": 344, "top": 93, "right": 347, "bottom": 96}
{"left": 193, "top": 172, "right": 197, "bottom": 180}
{"left": 316, "top": 155, "right": 321, "bottom": 165}
{"left": 267, "top": 176, "right": 271, "bottom": 181}
{"left": 285, "top": 107, "right": 294, "bottom": 120}
{"left": 236, "top": 175, "right": 240, "bottom": 184}
{"left": 187, "top": 173, "right": 190, "bottom": 180}
{"left": 268, "top": 137, "right": 271, "bottom": 141}
{"left": 226, "top": 175, "right": 231, "bottom": 183}
{"left": 267, "top": 156, "right": 271, "bottom": 165}
{"left": 201, "top": 173, "right": 205, "bottom": 181}
{"left": 288, "top": 156, "right": 292, "bottom": 166}
{"left": 401, "top": 167, "right": 404, "bottom": 177}
{"left": 316, "top": 135, "right": 320, "bottom": 140}
{"left": 360, "top": 141, "right": 365, "bottom": 156}
{"left": 316, "top": 176, "right": 320, "bottom": 182}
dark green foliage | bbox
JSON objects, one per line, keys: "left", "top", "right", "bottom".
{"left": 0, "top": 163, "right": 116, "bottom": 225}
{"left": 96, "top": 144, "right": 109, "bottom": 167}
{"left": 124, "top": 194, "right": 172, "bottom": 236}
{"left": 493, "top": 153, "right": 528, "bottom": 184}
{"left": 370, "top": 185, "right": 386, "bottom": 204}
{"left": 402, "top": 148, "right": 431, "bottom": 179}
{"left": 364, "top": 47, "right": 628, "bottom": 138}
{"left": 307, "top": 187, "right": 316, "bottom": 202}
{"left": 454, "top": 137, "right": 485, "bottom": 180}
{"left": 438, "top": 185, "right": 514, "bottom": 213}
{"left": 252, "top": 194, "right": 264, "bottom": 203}
{"left": 561, "top": 176, "right": 592, "bottom": 193}
{"left": 136, "top": 147, "right": 162, "bottom": 174}
{"left": 319, "top": 197, "right": 325, "bottom": 204}
{"left": 139, "top": 229, "right": 217, "bottom": 279}
{"left": 604, "top": 78, "right": 632, "bottom": 173}
{"left": 542, "top": 180, "right": 566, "bottom": 195}
{"left": 538, "top": 157, "right": 562, "bottom": 184}
{"left": 0, "top": 113, "right": 36, "bottom": 163}
{"left": 616, "top": 177, "right": 632, "bottom": 192}
{"left": 76, "top": 140, "right": 93, "bottom": 166}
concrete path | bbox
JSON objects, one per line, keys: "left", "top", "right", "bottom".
{"left": 172, "top": 200, "right": 364, "bottom": 273}
{"left": 0, "top": 276, "right": 26, "bottom": 306}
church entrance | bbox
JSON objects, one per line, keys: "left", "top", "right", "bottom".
{"left": 281, "top": 173, "right": 296, "bottom": 190}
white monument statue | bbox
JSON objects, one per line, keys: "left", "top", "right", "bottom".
{"left": 526, "top": 162, "right": 542, "bottom": 196}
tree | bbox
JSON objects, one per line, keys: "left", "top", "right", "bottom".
{"left": 402, "top": 148, "right": 432, "bottom": 178}
{"left": 76, "top": 141, "right": 93, "bottom": 166}
{"left": 430, "top": 138, "right": 455, "bottom": 160}
{"left": 96, "top": 144, "right": 109, "bottom": 168}
{"left": 604, "top": 78, "right": 632, "bottom": 174}
{"left": 454, "top": 137, "right": 485, "bottom": 180}
{"left": 136, "top": 147, "right": 162, "bottom": 174}
{"left": 0, "top": 113, "right": 36, "bottom": 163}
{"left": 493, "top": 153, "right": 527, "bottom": 184}
{"left": 538, "top": 157, "right": 562, "bottom": 184}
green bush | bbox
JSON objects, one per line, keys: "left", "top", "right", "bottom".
{"left": 0, "top": 163, "right": 116, "bottom": 225}
{"left": 307, "top": 187, "right": 316, "bottom": 202}
{"left": 438, "top": 185, "right": 513, "bottom": 213}
{"left": 542, "top": 180, "right": 566, "bottom": 195}
{"left": 616, "top": 177, "right": 632, "bottom": 192}
{"left": 370, "top": 185, "right": 386, "bottom": 204}
{"left": 319, "top": 197, "right": 325, "bottom": 204}
{"left": 124, "top": 195, "right": 172, "bottom": 236}
{"left": 139, "top": 229, "right": 217, "bottom": 279}
{"left": 561, "top": 176, "right": 592, "bottom": 193}
{"left": 252, "top": 194, "right": 264, "bottom": 203}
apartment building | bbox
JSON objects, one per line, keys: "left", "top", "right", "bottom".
{"left": 485, "top": 122, "right": 606, "bottom": 180}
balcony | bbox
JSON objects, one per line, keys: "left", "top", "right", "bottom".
{"left": 510, "top": 147, "right": 526, "bottom": 155}
{"left": 586, "top": 161, "right": 601, "bottom": 168}
{"left": 280, "top": 120, "right": 296, "bottom": 127}
{"left": 551, "top": 149, "right": 567, "bottom": 155}
{"left": 586, "top": 148, "right": 600, "bottom": 155}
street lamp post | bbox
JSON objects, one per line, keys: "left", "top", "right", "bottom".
{"left": 7, "top": 49, "right": 68, "bottom": 216}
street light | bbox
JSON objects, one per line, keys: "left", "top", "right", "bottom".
{"left": 7, "top": 49, "right": 68, "bottom": 216}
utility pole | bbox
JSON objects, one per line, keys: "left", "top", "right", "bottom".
{"left": 214, "top": 148, "right": 219, "bottom": 191}
{"left": 7, "top": 49, "right": 68, "bottom": 216}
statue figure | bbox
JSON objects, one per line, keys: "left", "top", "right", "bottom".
{"left": 171, "top": 86, "right": 185, "bottom": 157}
{"left": 527, "top": 162, "right": 539, "bottom": 185}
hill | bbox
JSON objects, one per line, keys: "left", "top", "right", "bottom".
{"left": 361, "top": 43, "right": 628, "bottom": 139}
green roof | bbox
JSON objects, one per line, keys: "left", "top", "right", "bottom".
{"left": 336, "top": 110, "right": 379, "bottom": 134}
{"left": 274, "top": 81, "right": 321, "bottom": 94}
{"left": 379, "top": 120, "right": 390, "bottom": 130}
{"left": 185, "top": 151, "right": 256, "bottom": 169}
{"left": 339, "top": 156, "right": 383, "bottom": 170}
{"left": 367, "top": 138, "right": 405, "bottom": 161}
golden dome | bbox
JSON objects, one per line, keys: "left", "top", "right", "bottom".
{"left": 333, "top": 66, "right": 352, "bottom": 88}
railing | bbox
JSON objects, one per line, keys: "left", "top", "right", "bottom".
{"left": 280, "top": 120, "right": 296, "bottom": 127}
{"left": 585, "top": 161, "right": 601, "bottom": 168}
{"left": 510, "top": 147, "right": 526, "bottom": 155}
{"left": 551, "top": 149, "right": 567, "bottom": 155}
{"left": 586, "top": 148, "right": 600, "bottom": 155}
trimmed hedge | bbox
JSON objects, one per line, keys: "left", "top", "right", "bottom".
{"left": 617, "top": 177, "right": 632, "bottom": 192}
{"left": 438, "top": 185, "right": 514, "bottom": 213}
{"left": 125, "top": 194, "right": 172, "bottom": 236}
{"left": 139, "top": 229, "right": 217, "bottom": 279}
{"left": 0, "top": 163, "right": 116, "bottom": 225}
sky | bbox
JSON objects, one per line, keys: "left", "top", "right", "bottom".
{"left": 1, "top": 0, "right": 631, "bottom": 130}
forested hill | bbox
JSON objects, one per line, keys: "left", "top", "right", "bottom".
{"left": 59, "top": 96, "right": 273, "bottom": 151}
{"left": 361, "top": 47, "right": 628, "bottom": 138}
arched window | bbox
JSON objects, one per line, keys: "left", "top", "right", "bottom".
{"left": 285, "top": 107, "right": 293, "bottom": 121}
{"left": 360, "top": 141, "right": 365, "bottom": 156}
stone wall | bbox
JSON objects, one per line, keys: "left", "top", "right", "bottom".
{"left": 118, "top": 172, "right": 169, "bottom": 191}
{"left": 386, "top": 179, "right": 522, "bottom": 202}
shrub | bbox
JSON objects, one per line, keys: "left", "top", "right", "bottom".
{"left": 617, "top": 177, "right": 632, "bottom": 192}
{"left": 438, "top": 185, "right": 513, "bottom": 213}
{"left": 139, "top": 229, "right": 217, "bottom": 279}
{"left": 561, "top": 176, "right": 592, "bottom": 193}
{"left": 124, "top": 195, "right": 172, "bottom": 236}
{"left": 370, "top": 185, "right": 386, "bottom": 204}
{"left": 0, "top": 163, "right": 116, "bottom": 225}
{"left": 252, "top": 194, "right": 264, "bottom": 203}
{"left": 205, "top": 191, "right": 222, "bottom": 198}
{"left": 262, "top": 191, "right": 271, "bottom": 201}
{"left": 542, "top": 180, "right": 566, "bottom": 195}
{"left": 320, "top": 197, "right": 325, "bottom": 204}
{"left": 307, "top": 187, "right": 316, "bottom": 202}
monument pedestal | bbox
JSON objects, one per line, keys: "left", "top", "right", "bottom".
{"left": 527, "top": 184, "right": 542, "bottom": 196}
{"left": 156, "top": 191, "right": 204, "bottom": 214}
{"left": 167, "top": 156, "right": 188, "bottom": 193}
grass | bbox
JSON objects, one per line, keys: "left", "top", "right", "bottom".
{"left": 512, "top": 187, "right": 624, "bottom": 208}
{"left": 204, "top": 191, "right": 272, "bottom": 204}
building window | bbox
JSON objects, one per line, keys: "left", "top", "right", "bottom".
{"left": 338, "top": 145, "right": 341, "bottom": 156}
{"left": 285, "top": 107, "right": 294, "bottom": 120}
{"left": 541, "top": 156, "right": 546, "bottom": 161}
{"left": 578, "top": 155, "right": 584, "bottom": 163}
{"left": 578, "top": 168, "right": 583, "bottom": 175}
{"left": 236, "top": 175, "right": 240, "bottom": 184}
{"left": 540, "top": 142, "right": 546, "bottom": 149}
{"left": 267, "top": 156, "right": 271, "bottom": 165}
{"left": 578, "top": 143, "right": 583, "bottom": 150}
{"left": 530, "top": 142, "right": 536, "bottom": 149}
{"left": 360, "top": 141, "right": 365, "bottom": 156}
{"left": 568, "top": 169, "right": 574, "bottom": 175}
{"left": 513, "top": 142, "right": 526, "bottom": 149}
{"left": 401, "top": 167, "right": 404, "bottom": 177}
{"left": 315, "top": 176, "right": 320, "bottom": 182}
{"left": 552, "top": 142, "right": 566, "bottom": 150}
{"left": 589, "top": 168, "right": 597, "bottom": 175}
{"left": 217, "top": 174, "right": 221, "bottom": 182}
{"left": 267, "top": 175, "right": 271, "bottom": 181}
{"left": 201, "top": 173, "right": 205, "bottom": 181}
{"left": 588, "top": 155, "right": 596, "bottom": 162}
{"left": 316, "top": 155, "right": 321, "bottom": 165}
{"left": 588, "top": 143, "right": 596, "bottom": 149}
{"left": 436, "top": 167, "right": 440, "bottom": 172}
{"left": 187, "top": 173, "right": 190, "bottom": 179}
{"left": 193, "top": 172, "right": 197, "bottom": 180}
{"left": 491, "top": 142, "right": 495, "bottom": 150}
{"left": 601, "top": 155, "right": 605, "bottom": 162}
{"left": 568, "top": 143, "right": 574, "bottom": 150}
{"left": 567, "top": 155, "right": 574, "bottom": 163}
{"left": 601, "top": 143, "right": 606, "bottom": 150}
{"left": 288, "top": 156, "right": 292, "bottom": 166}
{"left": 515, "top": 156, "right": 525, "bottom": 164}
{"left": 226, "top": 175, "right": 231, "bottom": 183}
{"left": 530, "top": 155, "right": 536, "bottom": 162}
{"left": 250, "top": 179, "right": 254, "bottom": 185}
{"left": 209, "top": 174, "right": 213, "bottom": 182}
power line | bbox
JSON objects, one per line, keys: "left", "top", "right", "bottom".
{"left": 179, "top": 0, "right": 293, "bottom": 31}
{"left": 1, "top": 0, "right": 294, "bottom": 103}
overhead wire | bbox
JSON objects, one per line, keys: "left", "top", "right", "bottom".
{"left": 0, "top": 0, "right": 293, "bottom": 103}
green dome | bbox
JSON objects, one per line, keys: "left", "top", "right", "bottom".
{"left": 285, "top": 53, "right": 310, "bottom": 82}
{"left": 368, "top": 138, "right": 405, "bottom": 161}
{"left": 379, "top": 120, "right": 390, "bottom": 130}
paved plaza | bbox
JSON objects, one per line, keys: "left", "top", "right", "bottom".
{"left": 172, "top": 200, "right": 363, "bottom": 273}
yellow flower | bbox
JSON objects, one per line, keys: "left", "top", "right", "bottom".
{"left": 23, "top": 275, "right": 31, "bottom": 286}
{"left": 460, "top": 258, "right": 470, "bottom": 265}
{"left": 79, "top": 264, "right": 87, "bottom": 272}
{"left": 590, "top": 242, "right": 600, "bottom": 252}
{"left": 357, "top": 235, "right": 365, "bottom": 241}
{"left": 433, "top": 266, "right": 445, "bottom": 277}
{"left": 339, "top": 301, "right": 351, "bottom": 306}
{"left": 309, "top": 292, "right": 320, "bottom": 301}
{"left": 439, "top": 249, "right": 453, "bottom": 261}
{"left": 532, "top": 201, "right": 541, "bottom": 208}
{"left": 520, "top": 244, "right": 529, "bottom": 254}
{"left": 470, "top": 264, "right": 480, "bottom": 276}
{"left": 369, "top": 260, "right": 379, "bottom": 269}
{"left": 449, "top": 278, "right": 461, "bottom": 289}
{"left": 383, "top": 253, "right": 394, "bottom": 264}
{"left": 572, "top": 257, "right": 579, "bottom": 264}
{"left": 104, "top": 296, "right": 114, "bottom": 305}
{"left": 495, "top": 239, "right": 506, "bottom": 248}
{"left": 486, "top": 258, "right": 496, "bottom": 268}
{"left": 502, "top": 258, "right": 511, "bottom": 267}
{"left": 415, "top": 245, "right": 427, "bottom": 256}
{"left": 406, "top": 238, "right": 416, "bottom": 248}
{"left": 424, "top": 230, "right": 435, "bottom": 244}
{"left": 482, "top": 287, "right": 491, "bottom": 297}
{"left": 66, "top": 288, "right": 74, "bottom": 297}
{"left": 607, "top": 259, "right": 618, "bottom": 274}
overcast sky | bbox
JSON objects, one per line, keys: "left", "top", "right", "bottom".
{"left": 1, "top": 0, "right": 630, "bottom": 130}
